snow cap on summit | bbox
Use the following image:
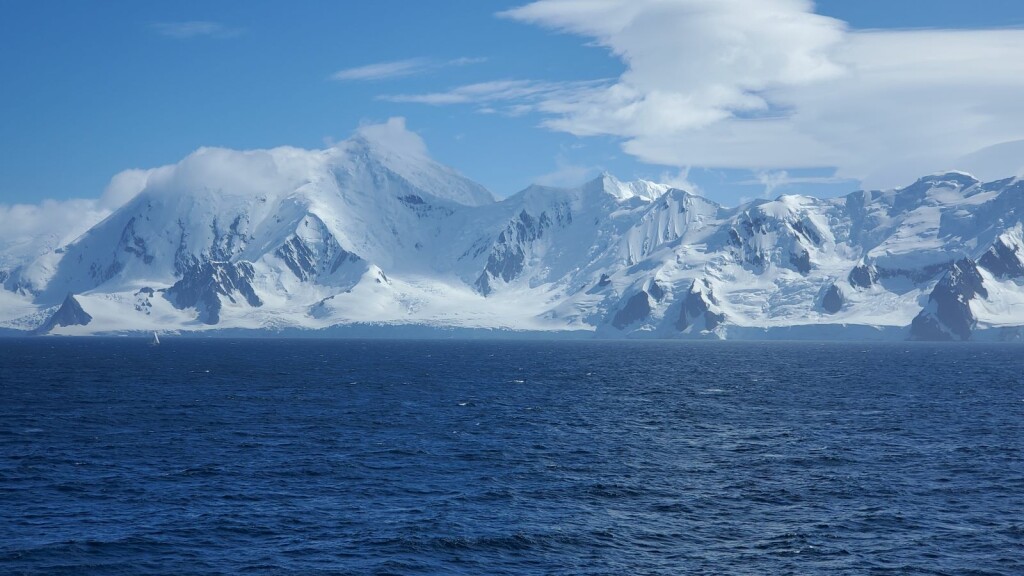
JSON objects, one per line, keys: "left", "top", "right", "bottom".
{"left": 353, "top": 117, "right": 429, "bottom": 159}
{"left": 342, "top": 117, "right": 495, "bottom": 206}
{"left": 582, "top": 172, "right": 669, "bottom": 202}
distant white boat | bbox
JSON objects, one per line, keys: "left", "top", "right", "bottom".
{"left": 150, "top": 331, "right": 160, "bottom": 346}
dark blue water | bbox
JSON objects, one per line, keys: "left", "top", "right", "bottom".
{"left": 1, "top": 339, "right": 1022, "bottom": 575}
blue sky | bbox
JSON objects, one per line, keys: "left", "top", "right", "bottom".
{"left": 2, "top": 0, "right": 1024, "bottom": 207}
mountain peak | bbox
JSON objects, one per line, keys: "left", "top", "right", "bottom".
{"left": 335, "top": 118, "right": 495, "bottom": 207}
{"left": 347, "top": 117, "right": 430, "bottom": 161}
{"left": 583, "top": 172, "right": 669, "bottom": 202}
{"left": 914, "top": 171, "right": 980, "bottom": 188}
{"left": 7, "top": 138, "right": 1024, "bottom": 341}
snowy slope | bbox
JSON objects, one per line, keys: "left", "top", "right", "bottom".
{"left": 4, "top": 129, "right": 1024, "bottom": 340}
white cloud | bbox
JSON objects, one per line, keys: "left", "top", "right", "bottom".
{"left": 954, "top": 139, "right": 1024, "bottom": 181}
{"left": 736, "top": 170, "right": 854, "bottom": 194}
{"left": 332, "top": 57, "right": 486, "bottom": 81}
{"left": 755, "top": 170, "right": 792, "bottom": 198}
{"left": 100, "top": 169, "right": 152, "bottom": 210}
{"left": 394, "top": 0, "right": 1024, "bottom": 189}
{"left": 353, "top": 117, "right": 430, "bottom": 158}
{"left": 0, "top": 168, "right": 156, "bottom": 267}
{"left": 0, "top": 200, "right": 111, "bottom": 267}
{"left": 333, "top": 58, "right": 432, "bottom": 81}
{"left": 533, "top": 156, "right": 603, "bottom": 188}
{"left": 658, "top": 167, "right": 700, "bottom": 195}
{"left": 382, "top": 78, "right": 609, "bottom": 114}
{"left": 447, "top": 57, "right": 489, "bottom": 67}
{"left": 502, "top": 0, "right": 845, "bottom": 134}
{"left": 152, "top": 21, "right": 241, "bottom": 39}
{"left": 0, "top": 119, "right": 463, "bottom": 272}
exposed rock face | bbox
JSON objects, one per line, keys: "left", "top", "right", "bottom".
{"left": 676, "top": 279, "right": 725, "bottom": 332}
{"left": 476, "top": 210, "right": 552, "bottom": 295}
{"left": 910, "top": 259, "right": 987, "bottom": 341}
{"left": 34, "top": 294, "right": 92, "bottom": 334}
{"left": 612, "top": 291, "right": 652, "bottom": 329}
{"left": 134, "top": 287, "right": 155, "bottom": 315}
{"left": 790, "top": 249, "right": 812, "bottom": 275}
{"left": 274, "top": 216, "right": 362, "bottom": 283}
{"left": 978, "top": 236, "right": 1024, "bottom": 278}
{"left": 848, "top": 264, "right": 877, "bottom": 289}
{"left": 11, "top": 143, "right": 1024, "bottom": 340}
{"left": 724, "top": 208, "right": 822, "bottom": 275}
{"left": 398, "top": 193, "right": 454, "bottom": 219}
{"left": 165, "top": 261, "right": 262, "bottom": 324}
{"left": 822, "top": 284, "right": 844, "bottom": 314}
{"left": 849, "top": 261, "right": 954, "bottom": 289}
{"left": 586, "top": 273, "right": 613, "bottom": 295}
{"left": 1, "top": 267, "right": 35, "bottom": 296}
{"left": 790, "top": 219, "right": 822, "bottom": 245}
{"left": 647, "top": 280, "right": 666, "bottom": 302}
{"left": 118, "top": 217, "right": 155, "bottom": 265}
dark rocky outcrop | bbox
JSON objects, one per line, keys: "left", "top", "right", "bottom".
{"left": 586, "top": 273, "right": 613, "bottom": 295}
{"left": 848, "top": 263, "right": 877, "bottom": 289}
{"left": 33, "top": 294, "right": 92, "bottom": 334}
{"left": 476, "top": 210, "right": 552, "bottom": 295}
{"left": 822, "top": 284, "right": 844, "bottom": 314}
{"left": 276, "top": 235, "right": 320, "bottom": 281}
{"left": 790, "top": 219, "right": 822, "bottom": 245}
{"left": 790, "top": 249, "right": 812, "bottom": 275}
{"left": 165, "top": 261, "right": 262, "bottom": 324}
{"left": 612, "top": 291, "right": 652, "bottom": 329}
{"left": 134, "top": 286, "right": 156, "bottom": 314}
{"left": 910, "top": 258, "right": 987, "bottom": 341}
{"left": 275, "top": 236, "right": 360, "bottom": 282}
{"left": 724, "top": 213, "right": 819, "bottom": 272}
{"left": 648, "top": 280, "right": 666, "bottom": 302}
{"left": 397, "top": 193, "right": 454, "bottom": 218}
{"left": 209, "top": 214, "right": 251, "bottom": 262}
{"left": 1, "top": 266, "right": 36, "bottom": 296}
{"left": 676, "top": 279, "right": 725, "bottom": 331}
{"left": 849, "top": 261, "right": 953, "bottom": 288}
{"left": 118, "top": 217, "right": 155, "bottom": 265}
{"left": 978, "top": 236, "right": 1024, "bottom": 278}
{"left": 272, "top": 215, "right": 362, "bottom": 283}
{"left": 725, "top": 211, "right": 819, "bottom": 275}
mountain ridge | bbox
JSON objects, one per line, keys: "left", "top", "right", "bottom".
{"left": 3, "top": 133, "right": 1024, "bottom": 341}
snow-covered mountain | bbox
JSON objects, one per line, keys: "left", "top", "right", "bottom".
{"left": 4, "top": 130, "right": 1024, "bottom": 340}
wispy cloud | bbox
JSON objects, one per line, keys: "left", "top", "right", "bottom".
{"left": 382, "top": 78, "right": 609, "bottom": 116}
{"left": 332, "top": 57, "right": 487, "bottom": 81}
{"left": 447, "top": 57, "right": 488, "bottom": 67}
{"left": 739, "top": 170, "right": 857, "bottom": 197}
{"left": 384, "top": 0, "right": 1024, "bottom": 190}
{"left": 333, "top": 58, "right": 432, "bottom": 81}
{"left": 0, "top": 198, "right": 116, "bottom": 265}
{"left": 658, "top": 167, "right": 701, "bottom": 195}
{"left": 533, "top": 156, "right": 603, "bottom": 188}
{"left": 152, "top": 21, "right": 242, "bottom": 40}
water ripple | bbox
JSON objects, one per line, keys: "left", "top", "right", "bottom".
{"left": 1, "top": 339, "right": 1022, "bottom": 575}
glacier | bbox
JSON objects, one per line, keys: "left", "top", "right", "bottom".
{"left": 3, "top": 130, "right": 1024, "bottom": 341}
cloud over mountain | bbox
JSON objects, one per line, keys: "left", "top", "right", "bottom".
{"left": 388, "top": 0, "right": 1024, "bottom": 190}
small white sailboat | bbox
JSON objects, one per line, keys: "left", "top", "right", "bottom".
{"left": 150, "top": 331, "right": 160, "bottom": 346}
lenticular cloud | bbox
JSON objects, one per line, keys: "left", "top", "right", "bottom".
{"left": 498, "top": 0, "right": 1024, "bottom": 189}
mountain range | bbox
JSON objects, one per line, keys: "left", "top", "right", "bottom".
{"left": 3, "top": 130, "right": 1024, "bottom": 341}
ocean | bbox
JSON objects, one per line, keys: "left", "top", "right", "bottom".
{"left": 1, "top": 338, "right": 1022, "bottom": 575}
